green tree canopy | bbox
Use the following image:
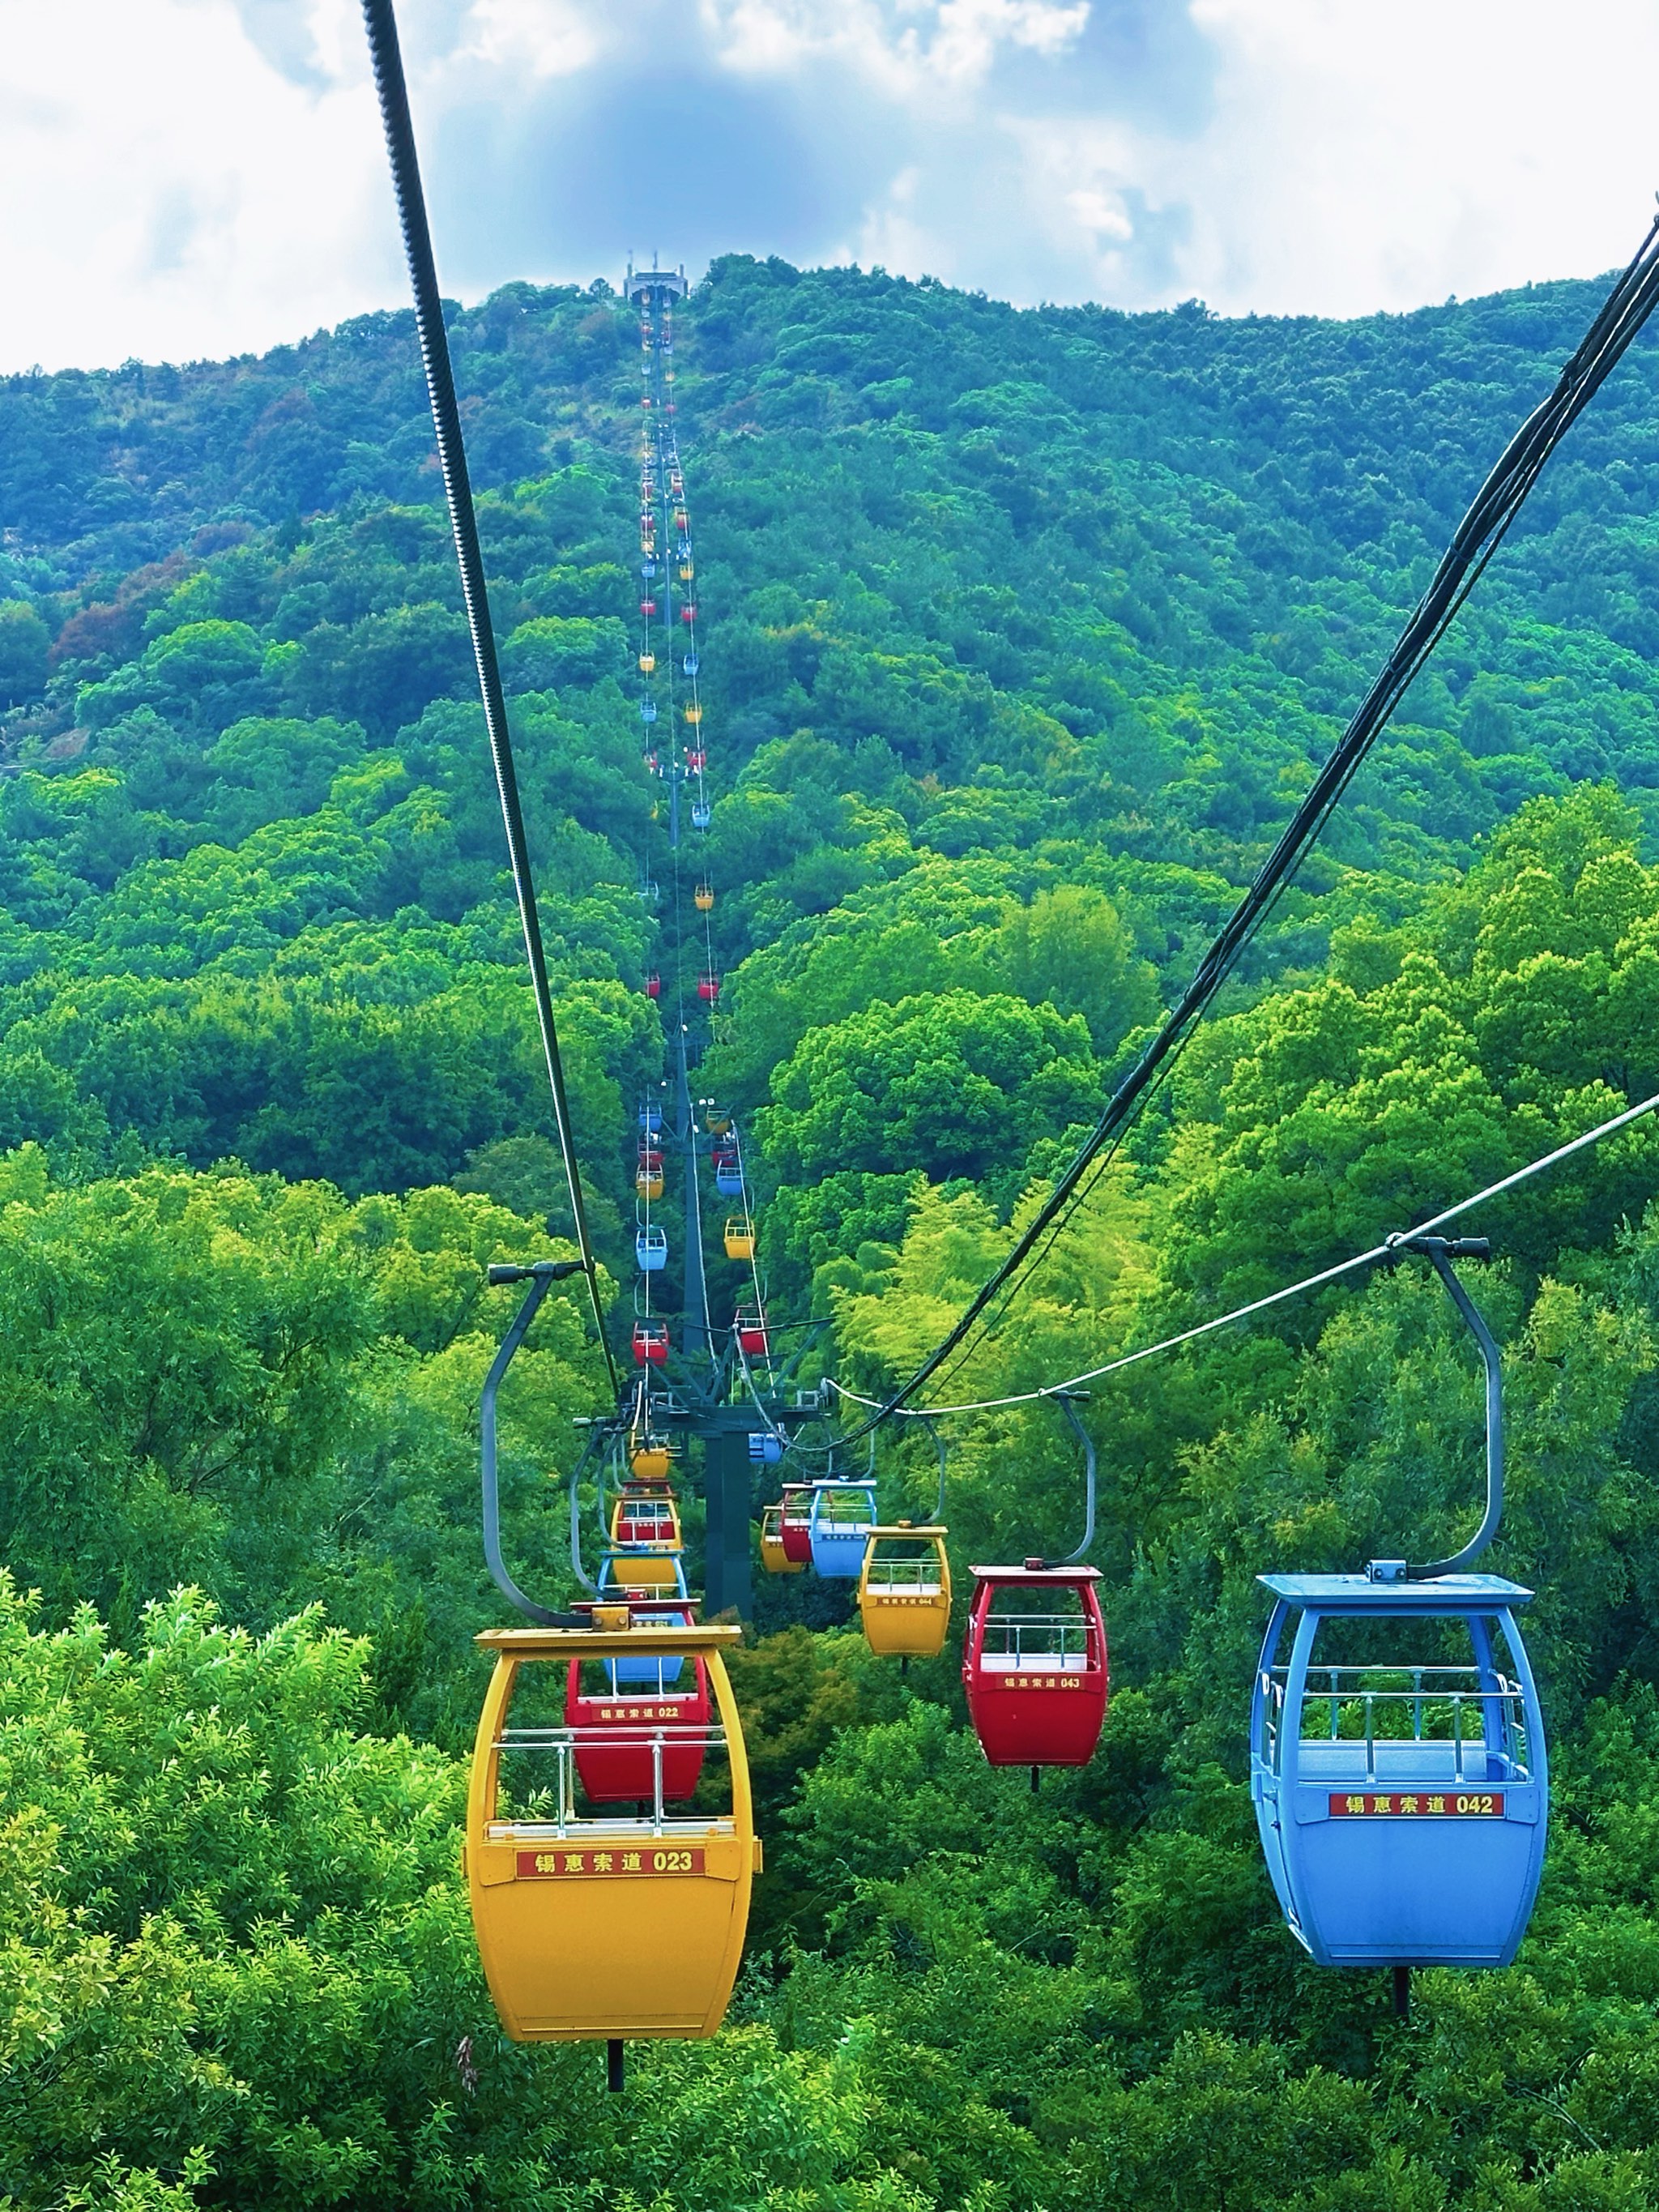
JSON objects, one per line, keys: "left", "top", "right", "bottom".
{"left": 757, "top": 988, "right": 1100, "bottom": 1190}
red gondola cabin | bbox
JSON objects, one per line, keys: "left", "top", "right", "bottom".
{"left": 962, "top": 1562, "right": 1108, "bottom": 1769}
{"left": 779, "top": 1484, "right": 814, "bottom": 1565}
{"left": 565, "top": 1652, "right": 710, "bottom": 1804}
{"left": 632, "top": 1321, "right": 669, "bottom": 1366}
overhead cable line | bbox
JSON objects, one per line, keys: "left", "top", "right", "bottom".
{"left": 830, "top": 1084, "right": 1659, "bottom": 1418}
{"left": 360, "top": 0, "right": 617, "bottom": 1390}
{"left": 845, "top": 205, "right": 1659, "bottom": 1437}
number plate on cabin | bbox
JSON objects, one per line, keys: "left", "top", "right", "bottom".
{"left": 1328, "top": 1793, "right": 1504, "bottom": 1817}
{"left": 516, "top": 1847, "right": 706, "bottom": 1878}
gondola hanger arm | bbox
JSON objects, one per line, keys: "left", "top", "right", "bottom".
{"left": 1369, "top": 1235, "right": 1504, "bottom": 1583}
{"left": 481, "top": 1262, "right": 597, "bottom": 1623}
{"left": 1044, "top": 1390, "right": 1095, "bottom": 1569}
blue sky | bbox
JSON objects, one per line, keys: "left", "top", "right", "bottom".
{"left": 2, "top": 0, "right": 1655, "bottom": 371}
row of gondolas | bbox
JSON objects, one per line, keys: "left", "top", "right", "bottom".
{"left": 467, "top": 283, "right": 1545, "bottom": 2057}
{"left": 467, "top": 1431, "right": 1548, "bottom": 2044}
{"left": 629, "top": 1100, "right": 770, "bottom": 1373}
{"left": 465, "top": 1452, "right": 1106, "bottom": 2043}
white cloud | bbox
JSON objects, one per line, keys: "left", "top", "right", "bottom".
{"left": 930, "top": 0, "right": 1091, "bottom": 81}
{"left": 0, "top": 0, "right": 1655, "bottom": 374}
{"left": 829, "top": 0, "right": 1659, "bottom": 316}
{"left": 1158, "top": 0, "right": 1659, "bottom": 314}
{"left": 457, "top": 0, "right": 599, "bottom": 77}
{"left": 0, "top": 0, "right": 390, "bottom": 369}
{"left": 702, "top": 0, "right": 1090, "bottom": 96}
{"left": 1066, "top": 189, "right": 1132, "bottom": 247}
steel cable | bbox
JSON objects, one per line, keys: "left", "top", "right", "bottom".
{"left": 360, "top": 0, "right": 617, "bottom": 1390}
{"left": 842, "top": 207, "right": 1659, "bottom": 1438}
{"left": 830, "top": 1083, "right": 1659, "bottom": 1417}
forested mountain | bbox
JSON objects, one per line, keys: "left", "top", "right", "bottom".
{"left": 4, "top": 256, "right": 1659, "bottom": 2209}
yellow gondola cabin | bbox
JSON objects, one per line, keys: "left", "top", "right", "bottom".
{"left": 859, "top": 1524, "right": 953, "bottom": 1658}
{"left": 760, "top": 1503, "right": 803, "bottom": 1575}
{"left": 466, "top": 1620, "right": 759, "bottom": 2041}
{"left": 607, "top": 1492, "right": 684, "bottom": 1586}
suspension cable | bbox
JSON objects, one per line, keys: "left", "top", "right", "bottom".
{"left": 841, "top": 208, "right": 1659, "bottom": 1437}
{"left": 829, "top": 1083, "right": 1659, "bottom": 1418}
{"left": 360, "top": 0, "right": 617, "bottom": 1390}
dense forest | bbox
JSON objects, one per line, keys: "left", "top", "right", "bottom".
{"left": 5, "top": 254, "right": 1659, "bottom": 2208}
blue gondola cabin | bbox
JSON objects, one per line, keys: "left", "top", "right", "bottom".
{"left": 806, "top": 1480, "right": 877, "bottom": 1578}
{"left": 1250, "top": 1574, "right": 1547, "bottom": 1969}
